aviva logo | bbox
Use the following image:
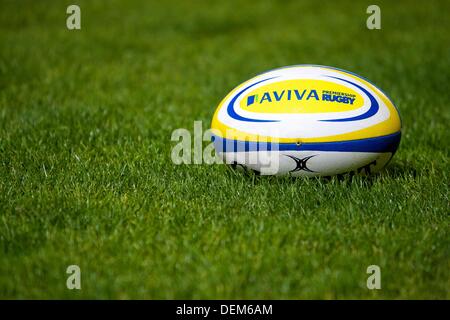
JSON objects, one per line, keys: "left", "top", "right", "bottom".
{"left": 247, "top": 89, "right": 322, "bottom": 106}
{"left": 241, "top": 79, "right": 362, "bottom": 114}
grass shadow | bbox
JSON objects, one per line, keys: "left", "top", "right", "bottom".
{"left": 223, "top": 160, "right": 418, "bottom": 186}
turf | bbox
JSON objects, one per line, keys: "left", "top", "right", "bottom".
{"left": 0, "top": 0, "right": 449, "bottom": 299}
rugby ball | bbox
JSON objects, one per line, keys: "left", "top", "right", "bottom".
{"left": 210, "top": 65, "right": 401, "bottom": 176}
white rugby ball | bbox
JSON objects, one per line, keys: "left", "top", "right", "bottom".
{"left": 210, "top": 65, "right": 401, "bottom": 176}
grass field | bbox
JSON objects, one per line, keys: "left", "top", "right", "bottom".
{"left": 0, "top": 0, "right": 449, "bottom": 299}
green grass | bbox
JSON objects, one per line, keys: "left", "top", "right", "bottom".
{"left": 0, "top": 0, "right": 449, "bottom": 299}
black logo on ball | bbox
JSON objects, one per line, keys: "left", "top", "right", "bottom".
{"left": 286, "top": 155, "right": 316, "bottom": 173}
